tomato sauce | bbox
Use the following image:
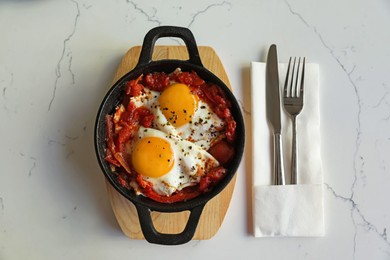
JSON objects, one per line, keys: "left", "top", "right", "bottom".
{"left": 105, "top": 69, "right": 237, "bottom": 203}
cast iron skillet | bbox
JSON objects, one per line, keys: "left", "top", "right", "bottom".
{"left": 95, "top": 26, "right": 245, "bottom": 245}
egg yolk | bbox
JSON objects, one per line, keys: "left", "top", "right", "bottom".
{"left": 131, "top": 136, "right": 174, "bottom": 178}
{"left": 158, "top": 83, "right": 198, "bottom": 127}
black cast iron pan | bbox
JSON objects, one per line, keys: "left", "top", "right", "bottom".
{"left": 95, "top": 26, "right": 245, "bottom": 245}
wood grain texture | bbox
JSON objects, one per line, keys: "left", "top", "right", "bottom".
{"left": 106, "top": 46, "right": 236, "bottom": 240}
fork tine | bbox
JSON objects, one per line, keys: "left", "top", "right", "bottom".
{"left": 290, "top": 57, "right": 297, "bottom": 97}
{"left": 284, "top": 57, "right": 292, "bottom": 98}
{"left": 294, "top": 57, "right": 301, "bottom": 97}
{"left": 299, "top": 57, "right": 305, "bottom": 98}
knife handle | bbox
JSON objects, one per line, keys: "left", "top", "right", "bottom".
{"left": 274, "top": 133, "right": 286, "bottom": 185}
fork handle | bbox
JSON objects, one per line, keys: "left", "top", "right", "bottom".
{"left": 291, "top": 116, "right": 298, "bottom": 184}
{"left": 274, "top": 133, "right": 286, "bottom": 185}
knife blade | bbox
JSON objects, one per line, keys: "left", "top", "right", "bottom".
{"left": 266, "top": 44, "right": 285, "bottom": 185}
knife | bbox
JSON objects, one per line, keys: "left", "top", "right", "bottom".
{"left": 266, "top": 44, "right": 285, "bottom": 185}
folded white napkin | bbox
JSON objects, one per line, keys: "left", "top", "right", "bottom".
{"left": 251, "top": 62, "right": 325, "bottom": 237}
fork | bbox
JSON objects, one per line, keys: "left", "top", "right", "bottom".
{"left": 283, "top": 57, "right": 305, "bottom": 184}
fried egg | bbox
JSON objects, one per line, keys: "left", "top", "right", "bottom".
{"left": 130, "top": 83, "right": 225, "bottom": 150}
{"left": 128, "top": 127, "right": 219, "bottom": 196}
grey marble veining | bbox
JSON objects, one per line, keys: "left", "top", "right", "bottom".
{"left": 1, "top": 0, "right": 390, "bottom": 259}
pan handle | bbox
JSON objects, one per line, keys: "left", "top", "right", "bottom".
{"left": 135, "top": 203, "right": 205, "bottom": 245}
{"left": 136, "top": 26, "right": 203, "bottom": 68}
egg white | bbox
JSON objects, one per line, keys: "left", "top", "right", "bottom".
{"left": 129, "top": 87, "right": 225, "bottom": 150}
{"left": 128, "top": 127, "right": 219, "bottom": 196}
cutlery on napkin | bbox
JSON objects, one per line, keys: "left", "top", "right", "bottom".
{"left": 251, "top": 61, "right": 325, "bottom": 237}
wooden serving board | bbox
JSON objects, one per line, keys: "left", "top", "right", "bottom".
{"left": 106, "top": 45, "right": 236, "bottom": 240}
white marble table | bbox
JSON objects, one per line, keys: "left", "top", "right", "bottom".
{"left": 1, "top": 0, "right": 390, "bottom": 259}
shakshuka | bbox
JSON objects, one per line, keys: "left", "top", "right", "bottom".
{"left": 104, "top": 68, "right": 237, "bottom": 203}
